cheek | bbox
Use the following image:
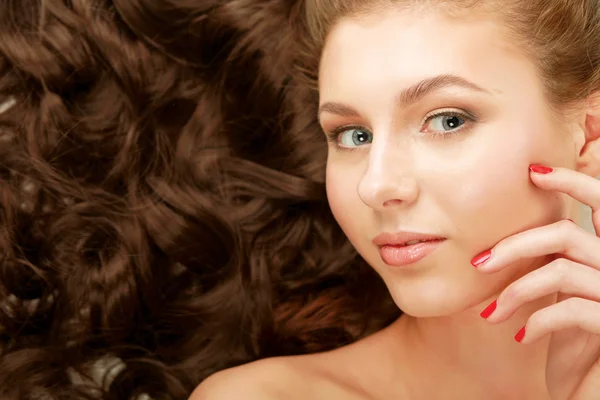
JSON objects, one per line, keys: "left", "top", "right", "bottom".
{"left": 326, "top": 163, "right": 363, "bottom": 238}
{"left": 435, "top": 120, "right": 568, "bottom": 245}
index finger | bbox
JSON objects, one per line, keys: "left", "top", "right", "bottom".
{"left": 529, "top": 164, "right": 600, "bottom": 233}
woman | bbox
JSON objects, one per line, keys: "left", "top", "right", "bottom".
{"left": 194, "top": 0, "right": 600, "bottom": 399}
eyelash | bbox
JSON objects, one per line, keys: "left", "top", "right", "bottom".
{"left": 325, "top": 109, "right": 477, "bottom": 152}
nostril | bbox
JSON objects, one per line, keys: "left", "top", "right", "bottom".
{"left": 383, "top": 199, "right": 404, "bottom": 207}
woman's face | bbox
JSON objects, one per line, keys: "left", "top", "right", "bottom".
{"left": 318, "top": 8, "right": 579, "bottom": 317}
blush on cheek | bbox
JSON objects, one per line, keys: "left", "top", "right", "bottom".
{"left": 443, "top": 129, "right": 545, "bottom": 242}
{"left": 326, "top": 171, "right": 356, "bottom": 230}
{"left": 459, "top": 161, "right": 563, "bottom": 246}
{"left": 504, "top": 121, "right": 573, "bottom": 224}
{"left": 326, "top": 167, "right": 379, "bottom": 261}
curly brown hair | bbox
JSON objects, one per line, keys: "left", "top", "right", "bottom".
{"left": 0, "top": 1, "right": 398, "bottom": 399}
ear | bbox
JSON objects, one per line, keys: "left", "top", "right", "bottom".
{"left": 576, "top": 91, "right": 600, "bottom": 177}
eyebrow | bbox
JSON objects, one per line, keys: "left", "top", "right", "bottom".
{"left": 318, "top": 74, "right": 493, "bottom": 118}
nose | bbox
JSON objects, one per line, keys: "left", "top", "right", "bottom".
{"left": 357, "top": 149, "right": 419, "bottom": 211}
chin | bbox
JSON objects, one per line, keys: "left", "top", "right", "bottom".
{"left": 383, "top": 276, "right": 496, "bottom": 318}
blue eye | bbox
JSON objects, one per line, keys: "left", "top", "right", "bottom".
{"left": 337, "top": 128, "right": 372, "bottom": 148}
{"left": 325, "top": 110, "right": 474, "bottom": 151}
{"left": 422, "top": 113, "right": 467, "bottom": 134}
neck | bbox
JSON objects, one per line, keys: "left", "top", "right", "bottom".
{"left": 391, "top": 291, "right": 555, "bottom": 399}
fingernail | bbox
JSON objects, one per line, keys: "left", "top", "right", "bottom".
{"left": 480, "top": 300, "right": 497, "bottom": 319}
{"left": 471, "top": 249, "right": 492, "bottom": 267}
{"left": 529, "top": 164, "right": 553, "bottom": 174}
{"left": 514, "top": 326, "right": 526, "bottom": 343}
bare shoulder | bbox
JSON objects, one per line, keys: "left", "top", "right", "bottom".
{"left": 188, "top": 357, "right": 305, "bottom": 400}
{"left": 189, "top": 323, "right": 404, "bottom": 400}
{"left": 188, "top": 351, "right": 373, "bottom": 400}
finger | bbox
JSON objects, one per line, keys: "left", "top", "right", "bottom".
{"left": 472, "top": 219, "right": 600, "bottom": 273}
{"left": 516, "top": 297, "right": 600, "bottom": 344}
{"left": 529, "top": 165, "right": 600, "bottom": 235}
{"left": 482, "top": 258, "right": 600, "bottom": 324}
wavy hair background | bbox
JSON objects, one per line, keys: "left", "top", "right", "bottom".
{"left": 0, "top": 1, "right": 399, "bottom": 398}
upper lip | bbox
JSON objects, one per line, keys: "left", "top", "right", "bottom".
{"left": 372, "top": 231, "right": 446, "bottom": 247}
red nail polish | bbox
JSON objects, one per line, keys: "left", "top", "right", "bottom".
{"left": 471, "top": 249, "right": 492, "bottom": 267}
{"left": 514, "top": 326, "right": 526, "bottom": 343}
{"left": 480, "top": 300, "right": 497, "bottom": 319}
{"left": 529, "top": 165, "right": 553, "bottom": 174}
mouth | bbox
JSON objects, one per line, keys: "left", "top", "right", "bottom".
{"left": 372, "top": 231, "right": 446, "bottom": 247}
{"left": 372, "top": 231, "right": 447, "bottom": 267}
{"left": 394, "top": 238, "right": 446, "bottom": 247}
{"left": 378, "top": 239, "right": 446, "bottom": 267}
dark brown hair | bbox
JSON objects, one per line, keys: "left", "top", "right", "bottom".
{"left": 0, "top": 1, "right": 397, "bottom": 399}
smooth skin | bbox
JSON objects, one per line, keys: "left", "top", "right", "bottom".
{"left": 191, "top": 169, "right": 600, "bottom": 400}
{"left": 477, "top": 166, "right": 600, "bottom": 399}
{"left": 190, "top": 7, "right": 600, "bottom": 400}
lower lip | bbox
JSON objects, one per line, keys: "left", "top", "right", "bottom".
{"left": 379, "top": 239, "right": 446, "bottom": 267}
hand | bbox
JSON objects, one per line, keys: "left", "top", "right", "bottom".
{"left": 472, "top": 165, "right": 600, "bottom": 400}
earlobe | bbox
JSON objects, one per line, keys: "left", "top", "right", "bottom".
{"left": 577, "top": 140, "right": 600, "bottom": 176}
{"left": 577, "top": 93, "right": 600, "bottom": 176}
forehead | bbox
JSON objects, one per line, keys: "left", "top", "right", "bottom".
{"left": 318, "top": 9, "right": 523, "bottom": 97}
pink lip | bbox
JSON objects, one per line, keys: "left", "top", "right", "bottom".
{"left": 373, "top": 231, "right": 446, "bottom": 267}
{"left": 372, "top": 231, "right": 446, "bottom": 247}
{"left": 378, "top": 240, "right": 445, "bottom": 267}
